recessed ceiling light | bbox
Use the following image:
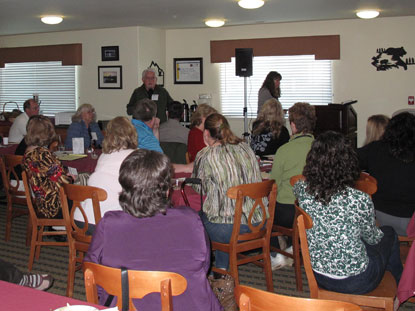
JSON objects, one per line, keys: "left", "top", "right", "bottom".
{"left": 356, "top": 10, "right": 379, "bottom": 19}
{"left": 238, "top": 0, "right": 264, "bottom": 9}
{"left": 41, "top": 16, "right": 63, "bottom": 25}
{"left": 205, "top": 19, "right": 225, "bottom": 28}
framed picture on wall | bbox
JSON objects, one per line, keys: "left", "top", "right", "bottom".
{"left": 98, "top": 66, "right": 122, "bottom": 89}
{"left": 101, "top": 46, "right": 119, "bottom": 61}
{"left": 174, "top": 58, "right": 203, "bottom": 84}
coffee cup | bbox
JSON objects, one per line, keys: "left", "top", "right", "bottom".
{"left": 3, "top": 137, "right": 8, "bottom": 145}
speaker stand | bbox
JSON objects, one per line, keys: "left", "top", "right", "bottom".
{"left": 242, "top": 76, "right": 250, "bottom": 142}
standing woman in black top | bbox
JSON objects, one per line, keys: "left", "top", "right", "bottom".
{"left": 358, "top": 112, "right": 415, "bottom": 236}
{"left": 250, "top": 98, "right": 289, "bottom": 157}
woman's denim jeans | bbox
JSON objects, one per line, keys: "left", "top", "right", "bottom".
{"left": 201, "top": 213, "right": 252, "bottom": 270}
{"left": 314, "top": 226, "right": 403, "bottom": 294}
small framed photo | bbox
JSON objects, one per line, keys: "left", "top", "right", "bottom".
{"left": 101, "top": 46, "right": 119, "bottom": 61}
{"left": 98, "top": 66, "right": 122, "bottom": 89}
{"left": 174, "top": 58, "right": 203, "bottom": 84}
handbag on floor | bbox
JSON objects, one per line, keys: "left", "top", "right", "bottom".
{"left": 208, "top": 274, "right": 237, "bottom": 311}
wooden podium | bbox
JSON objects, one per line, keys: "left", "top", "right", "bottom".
{"left": 314, "top": 103, "right": 357, "bottom": 148}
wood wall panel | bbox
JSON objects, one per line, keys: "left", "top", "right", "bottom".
{"left": 210, "top": 35, "right": 340, "bottom": 63}
{"left": 0, "top": 43, "right": 82, "bottom": 67}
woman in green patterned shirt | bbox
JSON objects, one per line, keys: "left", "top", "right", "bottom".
{"left": 293, "top": 131, "right": 402, "bottom": 294}
{"left": 192, "top": 113, "right": 264, "bottom": 270}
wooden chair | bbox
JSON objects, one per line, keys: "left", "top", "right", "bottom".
{"left": 354, "top": 172, "right": 377, "bottom": 197}
{"left": 22, "top": 171, "right": 69, "bottom": 271}
{"left": 236, "top": 285, "right": 362, "bottom": 311}
{"left": 211, "top": 180, "right": 277, "bottom": 292}
{"left": 0, "top": 155, "right": 30, "bottom": 245}
{"left": 296, "top": 205, "right": 397, "bottom": 311}
{"left": 185, "top": 152, "right": 190, "bottom": 164}
{"left": 83, "top": 262, "right": 187, "bottom": 311}
{"left": 278, "top": 172, "right": 377, "bottom": 291}
{"left": 59, "top": 183, "right": 107, "bottom": 297}
{"left": 399, "top": 235, "right": 414, "bottom": 265}
{"left": 269, "top": 175, "right": 304, "bottom": 291}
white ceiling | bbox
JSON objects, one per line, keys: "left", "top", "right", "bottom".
{"left": 0, "top": 0, "right": 415, "bottom": 36}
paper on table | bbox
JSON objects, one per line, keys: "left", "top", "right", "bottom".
{"left": 73, "top": 137, "right": 84, "bottom": 154}
{"left": 56, "top": 154, "right": 88, "bottom": 161}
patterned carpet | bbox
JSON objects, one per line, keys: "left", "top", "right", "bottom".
{"left": 1, "top": 205, "right": 414, "bottom": 310}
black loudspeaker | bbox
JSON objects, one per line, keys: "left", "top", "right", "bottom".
{"left": 235, "top": 48, "right": 253, "bottom": 77}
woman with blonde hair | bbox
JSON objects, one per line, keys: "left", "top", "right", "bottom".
{"left": 250, "top": 98, "right": 289, "bottom": 157}
{"left": 74, "top": 116, "right": 138, "bottom": 233}
{"left": 364, "top": 114, "right": 390, "bottom": 146}
{"left": 192, "top": 113, "right": 263, "bottom": 270}
{"left": 187, "top": 104, "right": 217, "bottom": 162}
{"left": 65, "top": 103, "right": 104, "bottom": 150}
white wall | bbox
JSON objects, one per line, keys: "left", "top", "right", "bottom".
{"left": 165, "top": 16, "right": 415, "bottom": 145}
{"left": 138, "top": 27, "right": 166, "bottom": 77}
{"left": 1, "top": 16, "right": 414, "bottom": 146}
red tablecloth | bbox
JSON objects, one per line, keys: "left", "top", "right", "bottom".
{"left": 0, "top": 280, "right": 104, "bottom": 311}
{"left": 0, "top": 143, "right": 99, "bottom": 174}
{"left": 0, "top": 143, "right": 18, "bottom": 155}
{"left": 398, "top": 213, "right": 415, "bottom": 304}
{"left": 61, "top": 151, "right": 101, "bottom": 174}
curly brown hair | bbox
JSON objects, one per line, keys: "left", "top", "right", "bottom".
{"left": 303, "top": 131, "right": 360, "bottom": 205}
{"left": 383, "top": 112, "right": 415, "bottom": 163}
{"left": 118, "top": 149, "right": 172, "bottom": 218}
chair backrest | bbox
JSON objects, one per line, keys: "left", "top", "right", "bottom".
{"left": 21, "top": 171, "right": 40, "bottom": 222}
{"left": 59, "top": 184, "right": 107, "bottom": 242}
{"left": 290, "top": 173, "right": 377, "bottom": 197}
{"left": 227, "top": 180, "right": 277, "bottom": 243}
{"left": 354, "top": 172, "right": 377, "bottom": 197}
{"left": 295, "top": 204, "right": 320, "bottom": 298}
{"left": 83, "top": 262, "right": 187, "bottom": 311}
{"left": 236, "top": 285, "right": 362, "bottom": 311}
{"left": 160, "top": 142, "right": 187, "bottom": 164}
{"left": 290, "top": 174, "right": 305, "bottom": 187}
{"left": 0, "top": 155, "right": 26, "bottom": 204}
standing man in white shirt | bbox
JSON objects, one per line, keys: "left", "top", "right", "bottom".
{"left": 9, "top": 99, "right": 40, "bottom": 143}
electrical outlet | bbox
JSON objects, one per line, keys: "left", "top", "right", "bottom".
{"left": 409, "top": 96, "right": 414, "bottom": 105}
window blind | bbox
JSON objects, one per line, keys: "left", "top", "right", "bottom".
{"left": 220, "top": 55, "right": 332, "bottom": 118}
{"left": 0, "top": 61, "right": 76, "bottom": 115}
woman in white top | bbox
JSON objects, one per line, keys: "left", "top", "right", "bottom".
{"left": 74, "top": 117, "right": 138, "bottom": 233}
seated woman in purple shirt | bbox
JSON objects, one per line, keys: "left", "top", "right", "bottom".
{"left": 84, "top": 149, "right": 222, "bottom": 311}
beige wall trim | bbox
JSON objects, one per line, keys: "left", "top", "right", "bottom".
{"left": 210, "top": 35, "right": 340, "bottom": 63}
{"left": 0, "top": 43, "right": 82, "bottom": 67}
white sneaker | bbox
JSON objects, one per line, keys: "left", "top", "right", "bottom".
{"left": 285, "top": 246, "right": 293, "bottom": 254}
{"left": 270, "top": 252, "right": 294, "bottom": 271}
